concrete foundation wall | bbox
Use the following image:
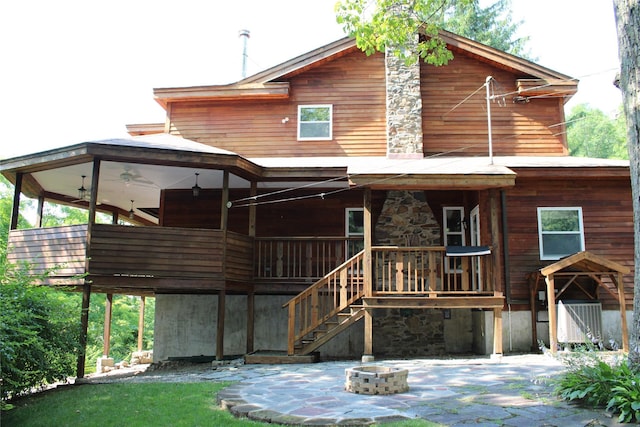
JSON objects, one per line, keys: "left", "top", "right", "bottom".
{"left": 154, "top": 293, "right": 633, "bottom": 361}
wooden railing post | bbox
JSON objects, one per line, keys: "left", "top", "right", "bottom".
{"left": 364, "top": 189, "right": 372, "bottom": 297}
{"left": 287, "top": 302, "right": 296, "bottom": 355}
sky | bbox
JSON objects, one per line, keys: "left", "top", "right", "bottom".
{"left": 0, "top": 0, "right": 622, "bottom": 159}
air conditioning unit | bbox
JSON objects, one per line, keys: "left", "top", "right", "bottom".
{"left": 557, "top": 301, "right": 602, "bottom": 343}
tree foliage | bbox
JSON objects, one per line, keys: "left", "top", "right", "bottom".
{"left": 0, "top": 256, "right": 81, "bottom": 400}
{"left": 567, "top": 104, "right": 628, "bottom": 160}
{"left": 335, "top": 0, "right": 529, "bottom": 65}
{"left": 437, "top": 0, "right": 531, "bottom": 58}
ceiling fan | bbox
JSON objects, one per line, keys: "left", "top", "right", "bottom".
{"left": 113, "top": 165, "right": 157, "bottom": 188}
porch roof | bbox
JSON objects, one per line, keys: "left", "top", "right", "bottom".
{"left": 252, "top": 156, "right": 516, "bottom": 190}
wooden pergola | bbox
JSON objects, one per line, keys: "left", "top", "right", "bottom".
{"left": 529, "top": 251, "right": 630, "bottom": 354}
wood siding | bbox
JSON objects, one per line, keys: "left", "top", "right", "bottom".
{"left": 422, "top": 54, "right": 567, "bottom": 156}
{"left": 506, "top": 175, "right": 634, "bottom": 309}
{"left": 168, "top": 50, "right": 387, "bottom": 157}
{"left": 168, "top": 48, "right": 567, "bottom": 159}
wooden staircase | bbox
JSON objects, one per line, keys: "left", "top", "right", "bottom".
{"left": 283, "top": 250, "right": 366, "bottom": 355}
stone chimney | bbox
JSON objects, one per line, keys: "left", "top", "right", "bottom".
{"left": 385, "top": 37, "right": 424, "bottom": 159}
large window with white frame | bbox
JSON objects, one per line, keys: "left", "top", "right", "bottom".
{"left": 537, "top": 207, "right": 585, "bottom": 260}
{"left": 298, "top": 105, "right": 332, "bottom": 140}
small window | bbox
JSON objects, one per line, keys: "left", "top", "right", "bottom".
{"left": 537, "top": 207, "right": 585, "bottom": 260}
{"left": 298, "top": 105, "right": 332, "bottom": 140}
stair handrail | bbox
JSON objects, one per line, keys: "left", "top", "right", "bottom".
{"left": 284, "top": 250, "right": 365, "bottom": 355}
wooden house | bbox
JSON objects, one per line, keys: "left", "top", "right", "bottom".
{"left": 1, "top": 31, "right": 633, "bottom": 375}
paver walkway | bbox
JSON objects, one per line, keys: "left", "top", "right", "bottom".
{"left": 84, "top": 354, "right": 625, "bottom": 426}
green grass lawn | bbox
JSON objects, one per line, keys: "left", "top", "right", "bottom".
{"left": 1, "top": 381, "right": 438, "bottom": 427}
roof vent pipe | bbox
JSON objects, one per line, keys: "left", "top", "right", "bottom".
{"left": 238, "top": 29, "right": 250, "bottom": 79}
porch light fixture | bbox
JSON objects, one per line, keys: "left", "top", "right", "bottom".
{"left": 129, "top": 200, "right": 135, "bottom": 219}
{"left": 78, "top": 175, "right": 88, "bottom": 201}
{"left": 192, "top": 173, "right": 201, "bottom": 198}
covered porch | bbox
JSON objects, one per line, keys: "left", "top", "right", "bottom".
{"left": 2, "top": 135, "right": 517, "bottom": 370}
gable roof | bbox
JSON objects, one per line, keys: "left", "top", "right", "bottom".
{"left": 540, "top": 251, "right": 631, "bottom": 276}
{"left": 154, "top": 31, "right": 577, "bottom": 108}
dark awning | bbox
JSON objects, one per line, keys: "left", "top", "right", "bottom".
{"left": 445, "top": 246, "right": 491, "bottom": 256}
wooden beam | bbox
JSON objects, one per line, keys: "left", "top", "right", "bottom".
{"left": 10, "top": 172, "right": 22, "bottom": 230}
{"left": 246, "top": 291, "right": 255, "bottom": 354}
{"left": 362, "top": 296, "right": 504, "bottom": 309}
{"left": 363, "top": 188, "right": 372, "bottom": 297}
{"left": 77, "top": 158, "right": 100, "bottom": 379}
{"left": 138, "top": 296, "right": 145, "bottom": 352}
{"left": 36, "top": 194, "right": 44, "bottom": 228}
{"left": 493, "top": 307, "right": 503, "bottom": 355}
{"left": 546, "top": 274, "right": 558, "bottom": 354}
{"left": 616, "top": 272, "right": 630, "bottom": 352}
{"left": 248, "top": 182, "right": 257, "bottom": 237}
{"left": 103, "top": 294, "right": 113, "bottom": 357}
{"left": 364, "top": 309, "right": 373, "bottom": 357}
{"left": 216, "top": 290, "right": 226, "bottom": 361}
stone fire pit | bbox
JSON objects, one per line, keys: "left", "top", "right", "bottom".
{"left": 345, "top": 366, "right": 409, "bottom": 395}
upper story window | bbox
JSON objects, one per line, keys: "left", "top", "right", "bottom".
{"left": 537, "top": 207, "right": 585, "bottom": 260}
{"left": 298, "top": 105, "right": 332, "bottom": 140}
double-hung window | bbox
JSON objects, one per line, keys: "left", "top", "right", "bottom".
{"left": 298, "top": 105, "right": 332, "bottom": 140}
{"left": 537, "top": 207, "right": 585, "bottom": 260}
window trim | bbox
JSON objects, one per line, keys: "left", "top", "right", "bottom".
{"left": 297, "top": 104, "right": 333, "bottom": 141}
{"left": 537, "top": 206, "right": 585, "bottom": 261}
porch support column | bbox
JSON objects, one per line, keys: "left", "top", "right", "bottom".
{"left": 616, "top": 272, "right": 629, "bottom": 352}
{"left": 248, "top": 181, "right": 257, "bottom": 237}
{"left": 217, "top": 170, "right": 230, "bottom": 361}
{"left": 362, "top": 188, "right": 374, "bottom": 361}
{"left": 246, "top": 291, "right": 255, "bottom": 354}
{"left": 9, "top": 172, "right": 22, "bottom": 230}
{"left": 36, "top": 194, "right": 44, "bottom": 228}
{"left": 546, "top": 274, "right": 558, "bottom": 354}
{"left": 138, "top": 296, "right": 145, "bottom": 352}
{"left": 77, "top": 158, "right": 101, "bottom": 378}
{"left": 493, "top": 305, "right": 503, "bottom": 356}
{"left": 103, "top": 294, "right": 113, "bottom": 356}
{"left": 216, "top": 291, "right": 226, "bottom": 361}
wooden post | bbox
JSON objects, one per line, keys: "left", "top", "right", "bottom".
{"left": 363, "top": 188, "right": 372, "bottom": 297}
{"left": 77, "top": 158, "right": 100, "bottom": 378}
{"left": 36, "top": 194, "right": 44, "bottom": 228}
{"left": 248, "top": 181, "right": 257, "bottom": 237}
{"left": 493, "top": 305, "right": 503, "bottom": 355}
{"left": 216, "top": 290, "right": 226, "bottom": 361}
{"left": 546, "top": 274, "right": 558, "bottom": 354}
{"left": 138, "top": 296, "right": 145, "bottom": 352}
{"left": 364, "top": 308, "right": 373, "bottom": 358}
{"left": 616, "top": 272, "right": 630, "bottom": 352}
{"left": 10, "top": 172, "right": 22, "bottom": 230}
{"left": 246, "top": 291, "right": 255, "bottom": 354}
{"left": 216, "top": 171, "right": 229, "bottom": 361}
{"left": 103, "top": 294, "right": 113, "bottom": 356}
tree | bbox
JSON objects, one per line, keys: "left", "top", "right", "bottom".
{"left": 437, "top": 0, "right": 531, "bottom": 58}
{"left": 612, "top": 0, "right": 640, "bottom": 370}
{"left": 335, "top": 0, "right": 527, "bottom": 65}
{"left": 567, "top": 103, "right": 628, "bottom": 160}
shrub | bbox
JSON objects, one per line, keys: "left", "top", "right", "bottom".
{"left": 0, "top": 251, "right": 81, "bottom": 402}
{"left": 553, "top": 344, "right": 640, "bottom": 423}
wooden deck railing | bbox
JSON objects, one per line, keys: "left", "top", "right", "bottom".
{"left": 7, "top": 225, "right": 88, "bottom": 284}
{"left": 283, "top": 250, "right": 365, "bottom": 354}
{"left": 254, "top": 237, "right": 362, "bottom": 281}
{"left": 7, "top": 224, "right": 254, "bottom": 287}
{"left": 372, "top": 246, "right": 494, "bottom": 295}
